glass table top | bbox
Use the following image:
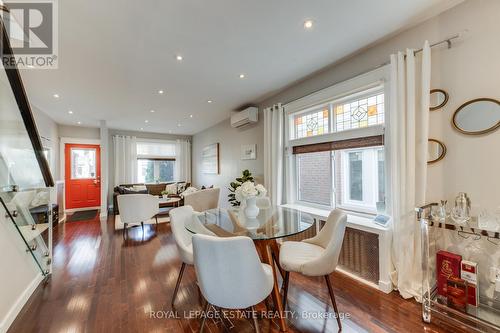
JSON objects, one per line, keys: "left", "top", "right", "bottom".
{"left": 185, "top": 206, "right": 315, "bottom": 240}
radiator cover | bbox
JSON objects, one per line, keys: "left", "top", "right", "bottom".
{"left": 338, "top": 227, "right": 379, "bottom": 284}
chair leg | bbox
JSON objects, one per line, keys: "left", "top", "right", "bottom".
{"left": 155, "top": 215, "right": 158, "bottom": 224}
{"left": 141, "top": 221, "right": 144, "bottom": 233}
{"left": 200, "top": 301, "right": 210, "bottom": 333}
{"left": 251, "top": 306, "right": 260, "bottom": 333}
{"left": 282, "top": 271, "right": 290, "bottom": 310}
{"left": 324, "top": 275, "right": 342, "bottom": 331}
{"left": 123, "top": 223, "right": 128, "bottom": 239}
{"left": 171, "top": 262, "right": 186, "bottom": 306}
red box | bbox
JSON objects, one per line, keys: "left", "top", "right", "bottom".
{"left": 461, "top": 260, "right": 478, "bottom": 307}
{"left": 436, "top": 250, "right": 462, "bottom": 297}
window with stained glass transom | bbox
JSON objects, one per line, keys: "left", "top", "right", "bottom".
{"left": 294, "top": 107, "right": 329, "bottom": 139}
{"left": 334, "top": 92, "right": 384, "bottom": 131}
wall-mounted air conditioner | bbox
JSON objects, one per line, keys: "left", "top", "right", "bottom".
{"left": 230, "top": 107, "right": 258, "bottom": 128}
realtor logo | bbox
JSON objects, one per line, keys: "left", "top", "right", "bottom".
{"left": 1, "top": 0, "right": 58, "bottom": 68}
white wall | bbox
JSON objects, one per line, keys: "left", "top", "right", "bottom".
{"left": 258, "top": 0, "right": 500, "bottom": 213}
{"left": 32, "top": 106, "right": 59, "bottom": 180}
{"left": 192, "top": 116, "right": 264, "bottom": 208}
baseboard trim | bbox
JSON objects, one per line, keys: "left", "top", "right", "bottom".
{"left": 336, "top": 267, "right": 381, "bottom": 291}
{"left": 0, "top": 273, "right": 43, "bottom": 333}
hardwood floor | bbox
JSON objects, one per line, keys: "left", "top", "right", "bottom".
{"left": 8, "top": 214, "right": 463, "bottom": 333}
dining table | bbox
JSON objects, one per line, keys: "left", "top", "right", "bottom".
{"left": 185, "top": 205, "right": 315, "bottom": 332}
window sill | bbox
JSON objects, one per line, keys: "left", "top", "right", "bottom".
{"left": 281, "top": 203, "right": 391, "bottom": 233}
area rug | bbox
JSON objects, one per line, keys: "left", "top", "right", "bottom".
{"left": 67, "top": 210, "right": 98, "bottom": 222}
{"left": 114, "top": 214, "right": 170, "bottom": 230}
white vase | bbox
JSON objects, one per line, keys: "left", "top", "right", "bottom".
{"left": 244, "top": 196, "right": 259, "bottom": 219}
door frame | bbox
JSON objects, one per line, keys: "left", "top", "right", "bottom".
{"left": 60, "top": 137, "right": 101, "bottom": 217}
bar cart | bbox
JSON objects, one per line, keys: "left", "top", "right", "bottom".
{"left": 417, "top": 203, "right": 500, "bottom": 332}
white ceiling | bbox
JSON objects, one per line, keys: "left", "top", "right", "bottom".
{"left": 22, "top": 0, "right": 460, "bottom": 135}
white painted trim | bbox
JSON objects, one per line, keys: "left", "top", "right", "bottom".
{"left": 0, "top": 273, "right": 43, "bottom": 333}
{"left": 284, "top": 66, "right": 389, "bottom": 115}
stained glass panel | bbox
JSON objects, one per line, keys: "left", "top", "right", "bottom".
{"left": 294, "top": 107, "right": 329, "bottom": 139}
{"left": 335, "top": 93, "right": 384, "bottom": 131}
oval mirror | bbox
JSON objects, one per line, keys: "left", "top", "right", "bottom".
{"left": 452, "top": 98, "right": 500, "bottom": 135}
{"left": 428, "top": 139, "right": 446, "bottom": 164}
{"left": 430, "top": 89, "right": 449, "bottom": 111}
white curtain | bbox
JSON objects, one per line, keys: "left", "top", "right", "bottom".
{"left": 389, "top": 41, "right": 431, "bottom": 300}
{"left": 264, "top": 104, "right": 284, "bottom": 206}
{"left": 113, "top": 135, "right": 137, "bottom": 185}
{"left": 175, "top": 139, "right": 191, "bottom": 183}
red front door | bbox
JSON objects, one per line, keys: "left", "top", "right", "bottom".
{"left": 65, "top": 144, "right": 101, "bottom": 209}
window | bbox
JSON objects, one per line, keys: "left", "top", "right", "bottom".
{"left": 137, "top": 159, "right": 174, "bottom": 183}
{"left": 334, "top": 92, "right": 384, "bottom": 131}
{"left": 294, "top": 107, "right": 330, "bottom": 139}
{"left": 296, "top": 151, "right": 332, "bottom": 206}
{"left": 71, "top": 148, "right": 96, "bottom": 179}
{"left": 286, "top": 68, "right": 389, "bottom": 214}
{"left": 336, "top": 147, "right": 385, "bottom": 212}
{"left": 290, "top": 89, "right": 384, "bottom": 140}
{"left": 136, "top": 140, "right": 176, "bottom": 183}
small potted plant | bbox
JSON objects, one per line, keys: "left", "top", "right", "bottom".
{"left": 160, "top": 190, "right": 169, "bottom": 199}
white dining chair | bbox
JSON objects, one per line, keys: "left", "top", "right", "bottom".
{"left": 279, "top": 209, "right": 347, "bottom": 330}
{"left": 169, "top": 205, "right": 196, "bottom": 306}
{"left": 183, "top": 188, "right": 220, "bottom": 212}
{"left": 192, "top": 234, "right": 274, "bottom": 333}
{"left": 117, "top": 194, "right": 159, "bottom": 238}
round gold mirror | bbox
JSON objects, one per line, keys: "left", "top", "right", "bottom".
{"left": 452, "top": 98, "right": 500, "bottom": 135}
{"left": 430, "top": 89, "right": 449, "bottom": 111}
{"left": 428, "top": 139, "right": 446, "bottom": 164}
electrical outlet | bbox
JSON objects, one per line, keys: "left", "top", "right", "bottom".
{"left": 489, "top": 267, "right": 500, "bottom": 283}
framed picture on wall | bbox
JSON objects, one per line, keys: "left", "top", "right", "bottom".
{"left": 241, "top": 144, "right": 256, "bottom": 160}
{"left": 202, "top": 143, "right": 219, "bottom": 174}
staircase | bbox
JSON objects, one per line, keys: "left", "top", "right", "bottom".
{"left": 0, "top": 11, "right": 55, "bottom": 278}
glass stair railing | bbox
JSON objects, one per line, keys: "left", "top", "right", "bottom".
{"left": 0, "top": 12, "right": 55, "bottom": 277}
{"left": 0, "top": 187, "right": 53, "bottom": 275}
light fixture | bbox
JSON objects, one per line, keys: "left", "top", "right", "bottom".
{"left": 68, "top": 110, "right": 73, "bottom": 114}
{"left": 189, "top": 114, "right": 193, "bottom": 118}
{"left": 207, "top": 100, "right": 213, "bottom": 103}
{"left": 77, "top": 121, "right": 81, "bottom": 125}
{"left": 140, "top": 127, "right": 144, "bottom": 131}
{"left": 158, "top": 90, "right": 164, "bottom": 95}
{"left": 304, "top": 19, "right": 313, "bottom": 29}
{"left": 150, "top": 109, "right": 155, "bottom": 113}
{"left": 239, "top": 74, "right": 245, "bottom": 79}
{"left": 53, "top": 94, "right": 60, "bottom": 98}
{"left": 177, "top": 123, "right": 181, "bottom": 127}
{"left": 176, "top": 55, "right": 183, "bottom": 61}
{"left": 145, "top": 120, "right": 149, "bottom": 123}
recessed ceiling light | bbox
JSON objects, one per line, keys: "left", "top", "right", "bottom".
{"left": 68, "top": 110, "right": 73, "bottom": 114}
{"left": 27, "top": 65, "right": 34, "bottom": 69}
{"left": 189, "top": 114, "right": 193, "bottom": 118}
{"left": 207, "top": 100, "right": 213, "bottom": 103}
{"left": 158, "top": 90, "right": 164, "bottom": 95}
{"left": 239, "top": 74, "right": 245, "bottom": 79}
{"left": 77, "top": 121, "right": 81, "bottom": 125}
{"left": 304, "top": 19, "right": 313, "bottom": 29}
{"left": 176, "top": 55, "right": 183, "bottom": 61}
{"left": 140, "top": 127, "right": 144, "bottom": 131}
{"left": 145, "top": 120, "right": 149, "bottom": 123}
{"left": 53, "top": 94, "right": 60, "bottom": 98}
{"left": 150, "top": 109, "right": 155, "bottom": 113}
{"left": 177, "top": 123, "right": 182, "bottom": 127}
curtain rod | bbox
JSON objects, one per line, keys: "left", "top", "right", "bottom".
{"left": 283, "top": 33, "right": 462, "bottom": 106}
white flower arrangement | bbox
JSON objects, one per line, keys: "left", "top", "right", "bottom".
{"left": 234, "top": 181, "right": 267, "bottom": 202}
